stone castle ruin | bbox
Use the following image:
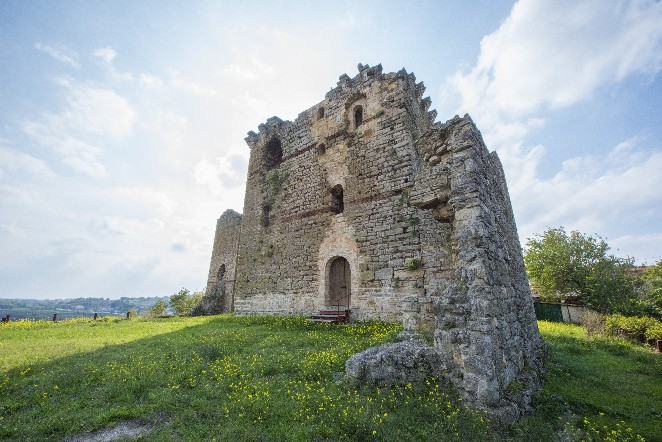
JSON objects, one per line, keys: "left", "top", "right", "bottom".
{"left": 200, "top": 63, "right": 545, "bottom": 420}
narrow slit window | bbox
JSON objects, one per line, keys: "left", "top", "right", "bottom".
{"left": 354, "top": 105, "right": 363, "bottom": 128}
{"left": 261, "top": 203, "right": 271, "bottom": 227}
{"left": 331, "top": 184, "right": 344, "bottom": 214}
{"left": 318, "top": 107, "right": 325, "bottom": 120}
{"left": 217, "top": 264, "right": 226, "bottom": 281}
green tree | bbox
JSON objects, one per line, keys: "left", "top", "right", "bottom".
{"left": 169, "top": 288, "right": 203, "bottom": 316}
{"left": 149, "top": 299, "right": 168, "bottom": 317}
{"left": 641, "top": 260, "right": 662, "bottom": 316}
{"left": 524, "top": 227, "right": 642, "bottom": 314}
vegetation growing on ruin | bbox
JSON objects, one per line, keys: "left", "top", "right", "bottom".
{"left": 1, "top": 317, "right": 660, "bottom": 441}
{"left": 405, "top": 258, "right": 422, "bottom": 271}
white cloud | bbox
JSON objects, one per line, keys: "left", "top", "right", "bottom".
{"left": 21, "top": 79, "right": 136, "bottom": 178}
{"left": 54, "top": 77, "right": 136, "bottom": 137}
{"left": 0, "top": 144, "right": 55, "bottom": 178}
{"left": 35, "top": 43, "right": 80, "bottom": 68}
{"left": 193, "top": 154, "right": 248, "bottom": 195}
{"left": 22, "top": 121, "right": 107, "bottom": 178}
{"left": 139, "top": 73, "right": 163, "bottom": 89}
{"left": 116, "top": 187, "right": 175, "bottom": 218}
{"left": 441, "top": 0, "right": 662, "bottom": 263}
{"left": 93, "top": 46, "right": 134, "bottom": 82}
{"left": 170, "top": 70, "right": 217, "bottom": 96}
{"left": 93, "top": 46, "right": 117, "bottom": 64}
{"left": 449, "top": 0, "right": 662, "bottom": 123}
{"left": 224, "top": 56, "right": 275, "bottom": 81}
{"left": 611, "top": 233, "right": 662, "bottom": 264}
{"left": 516, "top": 141, "right": 662, "bottom": 256}
{"left": 105, "top": 216, "right": 166, "bottom": 236}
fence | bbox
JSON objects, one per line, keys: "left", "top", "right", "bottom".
{"left": 533, "top": 302, "right": 591, "bottom": 324}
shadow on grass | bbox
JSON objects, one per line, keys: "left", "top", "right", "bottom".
{"left": 1, "top": 316, "right": 251, "bottom": 440}
{"left": 2, "top": 316, "right": 489, "bottom": 442}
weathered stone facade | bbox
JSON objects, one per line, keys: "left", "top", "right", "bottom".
{"left": 203, "top": 63, "right": 545, "bottom": 419}
{"left": 195, "top": 209, "right": 242, "bottom": 315}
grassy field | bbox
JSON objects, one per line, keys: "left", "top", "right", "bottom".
{"left": 0, "top": 316, "right": 660, "bottom": 441}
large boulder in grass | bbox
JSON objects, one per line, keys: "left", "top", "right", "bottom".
{"left": 345, "top": 336, "right": 450, "bottom": 386}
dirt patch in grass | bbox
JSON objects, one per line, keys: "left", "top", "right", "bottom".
{"left": 63, "top": 420, "right": 155, "bottom": 442}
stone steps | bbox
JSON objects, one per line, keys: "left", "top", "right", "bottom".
{"left": 310, "top": 308, "right": 350, "bottom": 324}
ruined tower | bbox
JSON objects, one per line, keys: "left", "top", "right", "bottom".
{"left": 203, "top": 63, "right": 545, "bottom": 418}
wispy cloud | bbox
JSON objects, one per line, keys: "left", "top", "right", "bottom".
{"left": 54, "top": 76, "right": 136, "bottom": 137}
{"left": 22, "top": 120, "right": 107, "bottom": 177}
{"left": 93, "top": 46, "right": 134, "bottom": 82}
{"left": 447, "top": 0, "right": 662, "bottom": 124}
{"left": 224, "top": 56, "right": 275, "bottom": 81}
{"left": 170, "top": 70, "right": 217, "bottom": 96}
{"left": 139, "top": 73, "right": 163, "bottom": 89}
{"left": 442, "top": 0, "right": 662, "bottom": 261}
{"left": 0, "top": 142, "right": 55, "bottom": 178}
{"left": 35, "top": 43, "right": 80, "bottom": 68}
{"left": 518, "top": 140, "right": 662, "bottom": 235}
{"left": 21, "top": 78, "right": 136, "bottom": 178}
{"left": 193, "top": 154, "right": 248, "bottom": 195}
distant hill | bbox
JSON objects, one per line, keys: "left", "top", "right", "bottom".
{"left": 0, "top": 296, "right": 169, "bottom": 320}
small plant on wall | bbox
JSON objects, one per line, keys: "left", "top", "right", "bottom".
{"left": 405, "top": 258, "right": 421, "bottom": 271}
{"left": 267, "top": 170, "right": 288, "bottom": 194}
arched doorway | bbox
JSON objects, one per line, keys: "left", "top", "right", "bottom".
{"left": 328, "top": 256, "right": 351, "bottom": 307}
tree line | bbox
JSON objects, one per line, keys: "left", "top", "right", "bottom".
{"left": 147, "top": 288, "right": 204, "bottom": 317}
{"left": 524, "top": 226, "right": 661, "bottom": 318}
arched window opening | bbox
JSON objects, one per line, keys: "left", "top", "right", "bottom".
{"left": 261, "top": 203, "right": 271, "bottom": 227}
{"left": 331, "top": 184, "right": 344, "bottom": 214}
{"left": 264, "top": 136, "right": 282, "bottom": 170}
{"left": 317, "top": 143, "right": 326, "bottom": 155}
{"left": 318, "top": 107, "right": 325, "bottom": 120}
{"left": 354, "top": 105, "right": 363, "bottom": 128}
{"left": 216, "top": 264, "right": 226, "bottom": 281}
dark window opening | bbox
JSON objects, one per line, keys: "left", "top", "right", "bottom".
{"left": 264, "top": 136, "right": 282, "bottom": 170}
{"left": 317, "top": 143, "right": 326, "bottom": 155}
{"left": 318, "top": 107, "right": 325, "bottom": 120}
{"left": 331, "top": 184, "right": 344, "bottom": 214}
{"left": 217, "top": 264, "right": 226, "bottom": 281}
{"left": 354, "top": 105, "right": 363, "bottom": 128}
{"left": 261, "top": 204, "right": 271, "bottom": 227}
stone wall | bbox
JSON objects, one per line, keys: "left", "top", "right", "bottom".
{"left": 205, "top": 63, "right": 545, "bottom": 420}
{"left": 233, "top": 64, "right": 438, "bottom": 320}
{"left": 196, "top": 209, "right": 242, "bottom": 315}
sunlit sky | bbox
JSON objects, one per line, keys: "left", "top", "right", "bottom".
{"left": 1, "top": 0, "right": 661, "bottom": 299}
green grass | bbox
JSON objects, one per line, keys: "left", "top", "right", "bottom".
{"left": 0, "top": 317, "right": 660, "bottom": 441}
{"left": 516, "top": 321, "right": 661, "bottom": 442}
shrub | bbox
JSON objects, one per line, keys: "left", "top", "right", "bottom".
{"left": 645, "top": 322, "right": 662, "bottom": 341}
{"left": 149, "top": 299, "right": 168, "bottom": 317}
{"left": 579, "top": 309, "right": 605, "bottom": 336}
{"left": 605, "top": 314, "right": 660, "bottom": 341}
{"left": 170, "top": 288, "right": 204, "bottom": 316}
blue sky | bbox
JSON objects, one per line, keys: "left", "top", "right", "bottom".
{"left": 1, "top": 0, "right": 660, "bottom": 299}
